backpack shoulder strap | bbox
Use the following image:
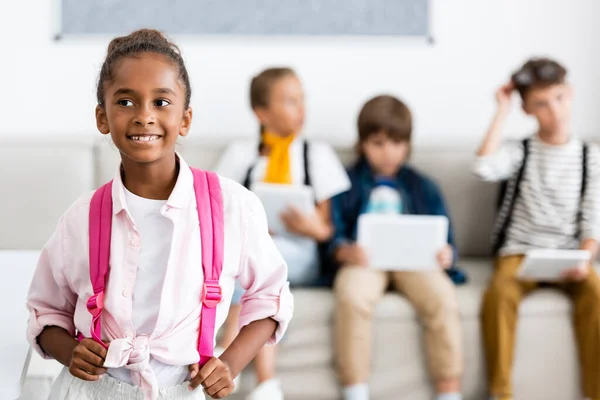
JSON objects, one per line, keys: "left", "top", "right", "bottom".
{"left": 191, "top": 168, "right": 224, "bottom": 367}
{"left": 493, "top": 138, "right": 530, "bottom": 253}
{"left": 582, "top": 142, "right": 588, "bottom": 199}
{"left": 575, "top": 142, "right": 589, "bottom": 234}
{"left": 84, "top": 181, "right": 113, "bottom": 348}
{"left": 242, "top": 163, "right": 254, "bottom": 190}
{"left": 514, "top": 138, "right": 531, "bottom": 189}
{"left": 520, "top": 137, "right": 530, "bottom": 165}
{"left": 303, "top": 140, "right": 311, "bottom": 187}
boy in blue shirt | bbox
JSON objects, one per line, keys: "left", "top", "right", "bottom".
{"left": 330, "top": 95, "right": 465, "bottom": 400}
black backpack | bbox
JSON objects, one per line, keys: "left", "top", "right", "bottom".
{"left": 492, "top": 138, "right": 588, "bottom": 253}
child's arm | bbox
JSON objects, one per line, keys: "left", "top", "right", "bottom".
{"left": 26, "top": 222, "right": 77, "bottom": 358}
{"left": 477, "top": 82, "right": 513, "bottom": 157}
{"left": 190, "top": 191, "right": 293, "bottom": 395}
{"left": 280, "top": 199, "right": 333, "bottom": 242}
{"left": 37, "top": 328, "right": 108, "bottom": 381}
{"left": 235, "top": 192, "right": 293, "bottom": 343}
{"left": 579, "top": 145, "right": 600, "bottom": 258}
{"left": 473, "top": 83, "right": 524, "bottom": 182}
{"left": 188, "top": 319, "right": 277, "bottom": 397}
{"left": 280, "top": 141, "right": 351, "bottom": 242}
{"left": 218, "top": 318, "right": 277, "bottom": 377}
{"left": 563, "top": 145, "right": 600, "bottom": 281}
{"left": 27, "top": 217, "right": 108, "bottom": 381}
{"left": 328, "top": 191, "right": 369, "bottom": 267}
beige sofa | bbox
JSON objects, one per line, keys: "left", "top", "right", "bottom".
{"left": 3, "top": 136, "right": 584, "bottom": 400}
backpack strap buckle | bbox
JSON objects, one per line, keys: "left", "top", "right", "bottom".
{"left": 86, "top": 291, "right": 105, "bottom": 317}
{"left": 202, "top": 281, "right": 222, "bottom": 308}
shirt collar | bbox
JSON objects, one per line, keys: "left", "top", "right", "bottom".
{"left": 111, "top": 153, "right": 194, "bottom": 215}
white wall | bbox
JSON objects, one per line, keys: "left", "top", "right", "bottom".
{"left": 1, "top": 0, "right": 598, "bottom": 147}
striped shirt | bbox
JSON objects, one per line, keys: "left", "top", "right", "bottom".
{"left": 474, "top": 135, "right": 600, "bottom": 256}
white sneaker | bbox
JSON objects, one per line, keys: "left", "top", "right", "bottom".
{"left": 245, "top": 378, "right": 284, "bottom": 400}
{"left": 214, "top": 346, "right": 240, "bottom": 394}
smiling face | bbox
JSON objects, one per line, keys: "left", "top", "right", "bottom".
{"left": 95, "top": 52, "right": 192, "bottom": 166}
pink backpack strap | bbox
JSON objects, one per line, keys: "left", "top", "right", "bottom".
{"left": 83, "top": 181, "right": 113, "bottom": 349}
{"left": 191, "top": 168, "right": 224, "bottom": 366}
{"left": 81, "top": 169, "right": 223, "bottom": 363}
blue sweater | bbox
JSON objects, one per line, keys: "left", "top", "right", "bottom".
{"left": 329, "top": 158, "right": 467, "bottom": 284}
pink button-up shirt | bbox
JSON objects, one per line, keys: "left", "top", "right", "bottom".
{"left": 26, "top": 157, "right": 294, "bottom": 400}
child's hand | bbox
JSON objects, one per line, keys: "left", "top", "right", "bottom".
{"left": 336, "top": 243, "right": 369, "bottom": 267}
{"left": 436, "top": 245, "right": 453, "bottom": 270}
{"left": 280, "top": 205, "right": 318, "bottom": 237}
{"left": 68, "top": 338, "right": 108, "bottom": 381}
{"left": 188, "top": 357, "right": 235, "bottom": 398}
{"left": 496, "top": 81, "right": 515, "bottom": 111}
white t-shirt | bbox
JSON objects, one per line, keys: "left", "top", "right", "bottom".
{"left": 214, "top": 137, "right": 351, "bottom": 203}
{"left": 215, "top": 137, "right": 350, "bottom": 274}
{"left": 108, "top": 189, "right": 189, "bottom": 387}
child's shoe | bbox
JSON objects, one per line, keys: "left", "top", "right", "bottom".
{"left": 245, "top": 378, "right": 284, "bottom": 400}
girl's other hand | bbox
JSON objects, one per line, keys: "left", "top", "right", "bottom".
{"left": 68, "top": 338, "right": 108, "bottom": 381}
{"left": 189, "top": 357, "right": 235, "bottom": 398}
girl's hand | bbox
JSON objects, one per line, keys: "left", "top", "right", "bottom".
{"left": 280, "top": 205, "right": 320, "bottom": 237}
{"left": 436, "top": 245, "right": 454, "bottom": 270}
{"left": 189, "top": 358, "right": 235, "bottom": 399}
{"left": 336, "top": 243, "right": 369, "bottom": 267}
{"left": 68, "top": 338, "right": 108, "bottom": 381}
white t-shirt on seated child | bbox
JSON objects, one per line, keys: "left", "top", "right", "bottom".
{"left": 214, "top": 137, "right": 351, "bottom": 283}
{"left": 214, "top": 137, "right": 350, "bottom": 203}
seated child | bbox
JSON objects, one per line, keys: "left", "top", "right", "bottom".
{"left": 214, "top": 67, "right": 350, "bottom": 399}
{"left": 475, "top": 57, "right": 600, "bottom": 400}
{"left": 330, "top": 95, "right": 465, "bottom": 400}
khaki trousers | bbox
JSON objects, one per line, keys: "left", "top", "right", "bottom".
{"left": 482, "top": 255, "right": 600, "bottom": 398}
{"left": 334, "top": 267, "right": 464, "bottom": 385}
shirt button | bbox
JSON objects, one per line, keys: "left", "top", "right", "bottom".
{"left": 122, "top": 289, "right": 129, "bottom": 297}
{"left": 130, "top": 239, "right": 140, "bottom": 247}
{"left": 126, "top": 332, "right": 134, "bottom": 339}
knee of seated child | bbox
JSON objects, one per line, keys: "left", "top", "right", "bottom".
{"left": 417, "top": 287, "right": 459, "bottom": 319}
{"left": 334, "top": 275, "right": 380, "bottom": 313}
{"left": 576, "top": 277, "right": 600, "bottom": 310}
{"left": 484, "top": 279, "right": 520, "bottom": 306}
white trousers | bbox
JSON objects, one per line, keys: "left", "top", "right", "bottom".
{"left": 48, "top": 368, "right": 206, "bottom": 400}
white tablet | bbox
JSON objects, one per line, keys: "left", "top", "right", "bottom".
{"left": 518, "top": 249, "right": 591, "bottom": 281}
{"left": 251, "top": 183, "right": 315, "bottom": 236}
{"left": 357, "top": 214, "right": 449, "bottom": 271}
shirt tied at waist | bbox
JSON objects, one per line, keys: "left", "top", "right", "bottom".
{"left": 104, "top": 334, "right": 158, "bottom": 400}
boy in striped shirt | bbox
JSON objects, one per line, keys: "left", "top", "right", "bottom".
{"left": 474, "top": 58, "right": 600, "bottom": 400}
